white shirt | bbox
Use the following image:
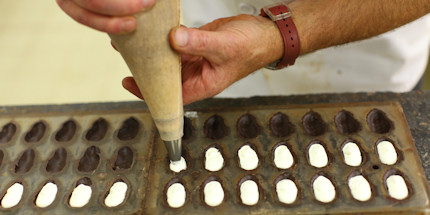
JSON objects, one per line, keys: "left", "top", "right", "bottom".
{"left": 181, "top": 0, "right": 430, "bottom": 97}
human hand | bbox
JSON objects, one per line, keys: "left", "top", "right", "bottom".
{"left": 122, "top": 14, "right": 284, "bottom": 105}
{"left": 56, "top": 0, "right": 155, "bottom": 34}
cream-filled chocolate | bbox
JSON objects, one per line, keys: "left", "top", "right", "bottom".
{"left": 35, "top": 182, "right": 58, "bottom": 208}
{"left": 238, "top": 145, "right": 259, "bottom": 170}
{"left": 342, "top": 142, "right": 362, "bottom": 166}
{"left": 69, "top": 184, "right": 92, "bottom": 208}
{"left": 313, "top": 175, "right": 335, "bottom": 203}
{"left": 274, "top": 145, "right": 294, "bottom": 169}
{"left": 166, "top": 183, "right": 186, "bottom": 208}
{"left": 205, "top": 147, "right": 224, "bottom": 172}
{"left": 203, "top": 181, "right": 224, "bottom": 207}
{"left": 169, "top": 156, "right": 187, "bottom": 173}
{"left": 104, "top": 181, "right": 128, "bottom": 207}
{"left": 348, "top": 175, "right": 371, "bottom": 201}
{"left": 1, "top": 183, "right": 23, "bottom": 209}
{"left": 308, "top": 143, "right": 328, "bottom": 168}
{"left": 377, "top": 140, "right": 398, "bottom": 165}
{"left": 240, "top": 180, "right": 259, "bottom": 206}
{"left": 386, "top": 175, "right": 408, "bottom": 200}
{"left": 276, "top": 179, "right": 298, "bottom": 204}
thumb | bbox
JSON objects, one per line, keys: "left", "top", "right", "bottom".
{"left": 169, "top": 26, "right": 225, "bottom": 61}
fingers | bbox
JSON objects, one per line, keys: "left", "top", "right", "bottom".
{"left": 122, "top": 77, "right": 144, "bottom": 100}
{"left": 72, "top": 0, "right": 153, "bottom": 16}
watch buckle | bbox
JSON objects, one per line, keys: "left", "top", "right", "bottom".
{"left": 263, "top": 3, "right": 292, "bottom": 21}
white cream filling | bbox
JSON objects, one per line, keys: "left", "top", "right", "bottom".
{"left": 377, "top": 141, "right": 398, "bottom": 165}
{"left": 167, "top": 183, "right": 186, "bottom": 208}
{"left": 238, "top": 145, "right": 259, "bottom": 171}
{"left": 69, "top": 184, "right": 92, "bottom": 208}
{"left": 308, "top": 144, "right": 328, "bottom": 168}
{"left": 205, "top": 147, "right": 224, "bottom": 172}
{"left": 274, "top": 145, "right": 294, "bottom": 169}
{"left": 1, "top": 183, "right": 24, "bottom": 209}
{"left": 203, "top": 181, "right": 224, "bottom": 207}
{"left": 313, "top": 176, "right": 336, "bottom": 203}
{"left": 35, "top": 182, "right": 58, "bottom": 208}
{"left": 276, "top": 179, "right": 298, "bottom": 204}
{"left": 348, "top": 175, "right": 372, "bottom": 201}
{"left": 169, "top": 157, "right": 187, "bottom": 173}
{"left": 342, "top": 142, "right": 362, "bottom": 166}
{"left": 240, "top": 180, "right": 259, "bottom": 206}
{"left": 104, "top": 181, "right": 128, "bottom": 207}
{"left": 387, "top": 175, "right": 409, "bottom": 200}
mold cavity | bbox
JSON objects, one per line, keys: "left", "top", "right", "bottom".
{"left": 238, "top": 144, "right": 259, "bottom": 171}
{"left": 24, "top": 121, "right": 46, "bottom": 143}
{"left": 1, "top": 182, "right": 24, "bottom": 209}
{"left": 78, "top": 146, "right": 101, "bottom": 172}
{"left": 273, "top": 143, "right": 294, "bottom": 169}
{"left": 308, "top": 142, "right": 328, "bottom": 168}
{"left": 312, "top": 175, "right": 336, "bottom": 203}
{"left": 55, "top": 120, "right": 77, "bottom": 142}
{"left": 367, "top": 109, "right": 393, "bottom": 134}
{"left": 377, "top": 140, "right": 398, "bottom": 165}
{"left": 302, "top": 111, "right": 327, "bottom": 136}
{"left": 335, "top": 110, "right": 361, "bottom": 134}
{"left": 276, "top": 179, "right": 298, "bottom": 204}
{"left": 85, "top": 118, "right": 108, "bottom": 142}
{"left": 342, "top": 141, "right": 362, "bottom": 167}
{"left": 348, "top": 175, "right": 372, "bottom": 202}
{"left": 69, "top": 177, "right": 92, "bottom": 208}
{"left": 239, "top": 177, "right": 260, "bottom": 206}
{"left": 104, "top": 180, "right": 128, "bottom": 208}
{"left": 15, "top": 148, "right": 35, "bottom": 174}
{"left": 204, "top": 114, "right": 227, "bottom": 139}
{"left": 204, "top": 146, "right": 224, "bottom": 172}
{"left": 202, "top": 178, "right": 224, "bottom": 207}
{"left": 237, "top": 114, "right": 260, "bottom": 139}
{"left": 386, "top": 174, "right": 409, "bottom": 200}
{"left": 270, "top": 112, "right": 294, "bottom": 137}
{"left": 112, "top": 146, "right": 134, "bottom": 171}
{"left": 117, "top": 117, "right": 139, "bottom": 141}
{"left": 169, "top": 157, "right": 187, "bottom": 173}
{"left": 35, "top": 181, "right": 58, "bottom": 208}
{"left": 182, "top": 117, "right": 194, "bottom": 141}
{"left": 46, "top": 147, "right": 67, "bottom": 173}
{"left": 166, "top": 182, "right": 186, "bottom": 208}
{"left": 0, "top": 123, "right": 16, "bottom": 144}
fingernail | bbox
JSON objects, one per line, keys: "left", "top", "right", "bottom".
{"left": 175, "top": 27, "right": 189, "bottom": 47}
{"left": 142, "top": 0, "right": 154, "bottom": 8}
{"left": 121, "top": 19, "right": 136, "bottom": 33}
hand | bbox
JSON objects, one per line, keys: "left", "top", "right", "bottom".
{"left": 56, "top": 0, "right": 155, "bottom": 34}
{"left": 122, "top": 14, "right": 283, "bottom": 105}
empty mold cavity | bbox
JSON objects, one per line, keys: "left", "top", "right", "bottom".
{"left": 237, "top": 114, "right": 260, "bottom": 139}
{"left": 307, "top": 141, "right": 329, "bottom": 168}
{"left": 117, "top": 117, "right": 139, "bottom": 141}
{"left": 376, "top": 140, "right": 398, "bottom": 165}
{"left": 384, "top": 170, "right": 410, "bottom": 200}
{"left": 348, "top": 173, "right": 372, "bottom": 202}
{"left": 104, "top": 179, "right": 128, "bottom": 208}
{"left": 0, "top": 122, "right": 16, "bottom": 144}
{"left": 238, "top": 175, "right": 261, "bottom": 206}
{"left": 69, "top": 177, "right": 92, "bottom": 208}
{"left": 302, "top": 111, "right": 327, "bottom": 136}
{"left": 35, "top": 181, "right": 58, "bottom": 208}
{"left": 46, "top": 147, "right": 67, "bottom": 173}
{"left": 112, "top": 146, "right": 134, "bottom": 171}
{"left": 1, "top": 182, "right": 24, "bottom": 209}
{"left": 24, "top": 121, "right": 46, "bottom": 143}
{"left": 269, "top": 112, "right": 295, "bottom": 137}
{"left": 204, "top": 114, "right": 227, "bottom": 139}
{"left": 335, "top": 110, "right": 361, "bottom": 134}
{"left": 164, "top": 178, "right": 187, "bottom": 208}
{"left": 15, "top": 148, "right": 35, "bottom": 174}
{"left": 312, "top": 174, "right": 336, "bottom": 203}
{"left": 342, "top": 141, "right": 362, "bottom": 167}
{"left": 201, "top": 176, "right": 225, "bottom": 207}
{"left": 54, "top": 120, "right": 77, "bottom": 142}
{"left": 238, "top": 143, "right": 260, "bottom": 171}
{"left": 274, "top": 174, "right": 298, "bottom": 205}
{"left": 204, "top": 145, "right": 224, "bottom": 172}
{"left": 85, "top": 118, "right": 108, "bottom": 142}
{"left": 182, "top": 117, "right": 194, "bottom": 141}
{"left": 367, "top": 109, "right": 394, "bottom": 134}
{"left": 272, "top": 142, "right": 295, "bottom": 169}
{"left": 77, "top": 146, "right": 101, "bottom": 172}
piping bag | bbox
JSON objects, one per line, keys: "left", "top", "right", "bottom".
{"left": 109, "top": 0, "right": 183, "bottom": 161}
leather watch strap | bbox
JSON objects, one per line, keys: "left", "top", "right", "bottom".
{"left": 260, "top": 3, "right": 300, "bottom": 69}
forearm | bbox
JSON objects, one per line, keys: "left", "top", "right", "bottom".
{"left": 288, "top": 0, "right": 430, "bottom": 55}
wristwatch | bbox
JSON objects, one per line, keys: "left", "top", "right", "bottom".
{"left": 260, "top": 2, "right": 300, "bottom": 70}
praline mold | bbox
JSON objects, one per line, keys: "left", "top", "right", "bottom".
{"left": 24, "top": 121, "right": 46, "bottom": 143}
{"left": 334, "top": 110, "right": 361, "bottom": 134}
{"left": 269, "top": 112, "right": 294, "bottom": 137}
{"left": 204, "top": 114, "right": 227, "bottom": 140}
{"left": 85, "top": 118, "right": 108, "bottom": 142}
{"left": 117, "top": 117, "right": 139, "bottom": 141}
{"left": 77, "top": 146, "right": 101, "bottom": 172}
{"left": 15, "top": 148, "right": 35, "bottom": 174}
{"left": 0, "top": 122, "right": 16, "bottom": 144}
{"left": 54, "top": 120, "right": 77, "bottom": 142}
{"left": 46, "top": 147, "right": 68, "bottom": 173}
{"left": 237, "top": 114, "right": 260, "bottom": 139}
{"left": 302, "top": 111, "right": 326, "bottom": 136}
{"left": 367, "top": 109, "right": 394, "bottom": 134}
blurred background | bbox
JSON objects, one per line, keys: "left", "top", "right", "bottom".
{"left": 0, "top": 0, "right": 429, "bottom": 106}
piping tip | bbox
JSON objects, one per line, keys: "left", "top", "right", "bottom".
{"left": 163, "top": 139, "right": 182, "bottom": 161}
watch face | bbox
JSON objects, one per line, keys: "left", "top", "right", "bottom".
{"left": 264, "top": 61, "right": 282, "bottom": 70}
